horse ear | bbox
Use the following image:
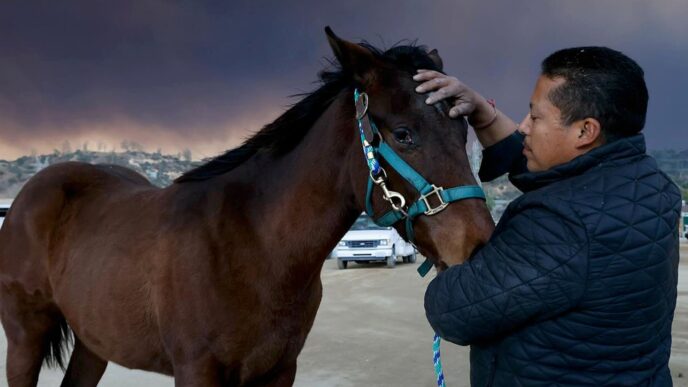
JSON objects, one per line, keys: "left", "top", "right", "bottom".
{"left": 325, "top": 26, "right": 376, "bottom": 85}
{"left": 428, "top": 49, "right": 444, "bottom": 71}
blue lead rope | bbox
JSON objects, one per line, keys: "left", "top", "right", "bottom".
{"left": 354, "top": 88, "right": 486, "bottom": 387}
{"left": 433, "top": 334, "right": 447, "bottom": 387}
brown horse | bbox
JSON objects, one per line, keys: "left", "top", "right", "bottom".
{"left": 0, "top": 28, "right": 493, "bottom": 386}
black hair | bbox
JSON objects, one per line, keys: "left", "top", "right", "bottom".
{"left": 541, "top": 46, "right": 648, "bottom": 142}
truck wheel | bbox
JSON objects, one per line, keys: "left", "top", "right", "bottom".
{"left": 387, "top": 253, "right": 397, "bottom": 268}
{"left": 406, "top": 251, "right": 417, "bottom": 263}
{"left": 337, "top": 259, "right": 348, "bottom": 269}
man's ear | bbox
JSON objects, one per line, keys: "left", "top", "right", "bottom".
{"left": 325, "top": 26, "right": 377, "bottom": 87}
{"left": 428, "top": 49, "right": 443, "bottom": 71}
{"left": 576, "top": 118, "right": 604, "bottom": 148}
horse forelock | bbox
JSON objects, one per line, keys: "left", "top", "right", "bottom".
{"left": 174, "top": 42, "right": 440, "bottom": 183}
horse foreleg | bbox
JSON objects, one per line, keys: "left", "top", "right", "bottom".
{"left": 173, "top": 356, "right": 223, "bottom": 387}
{"left": 59, "top": 337, "right": 107, "bottom": 387}
{"left": 261, "top": 363, "right": 297, "bottom": 387}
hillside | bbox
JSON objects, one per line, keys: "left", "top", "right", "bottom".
{"left": 0, "top": 148, "right": 686, "bottom": 203}
{"left": 0, "top": 150, "right": 199, "bottom": 198}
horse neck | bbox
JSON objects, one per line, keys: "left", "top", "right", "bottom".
{"left": 220, "top": 93, "right": 363, "bottom": 279}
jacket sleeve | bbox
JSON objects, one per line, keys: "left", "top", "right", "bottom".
{"left": 478, "top": 131, "right": 528, "bottom": 182}
{"left": 424, "top": 203, "right": 588, "bottom": 346}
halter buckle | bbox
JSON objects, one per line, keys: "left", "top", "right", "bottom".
{"left": 420, "top": 185, "right": 448, "bottom": 216}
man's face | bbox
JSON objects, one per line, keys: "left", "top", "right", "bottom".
{"left": 519, "top": 75, "right": 583, "bottom": 172}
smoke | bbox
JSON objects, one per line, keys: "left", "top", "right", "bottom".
{"left": 1, "top": 0, "right": 686, "bottom": 160}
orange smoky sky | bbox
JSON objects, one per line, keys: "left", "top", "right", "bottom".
{"left": 1, "top": 0, "right": 687, "bottom": 161}
{"left": 0, "top": 108, "right": 285, "bottom": 161}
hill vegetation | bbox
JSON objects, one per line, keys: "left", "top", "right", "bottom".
{"left": 0, "top": 149, "right": 198, "bottom": 198}
{"left": 1, "top": 148, "right": 686, "bottom": 202}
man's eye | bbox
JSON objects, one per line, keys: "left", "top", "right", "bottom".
{"left": 392, "top": 128, "right": 414, "bottom": 145}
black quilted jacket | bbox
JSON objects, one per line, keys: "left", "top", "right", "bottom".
{"left": 425, "top": 132, "right": 682, "bottom": 386}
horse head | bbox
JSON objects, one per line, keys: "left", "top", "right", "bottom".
{"left": 326, "top": 27, "right": 494, "bottom": 270}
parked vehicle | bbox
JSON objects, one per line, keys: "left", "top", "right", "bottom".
{"left": 0, "top": 200, "right": 11, "bottom": 229}
{"left": 333, "top": 213, "right": 416, "bottom": 269}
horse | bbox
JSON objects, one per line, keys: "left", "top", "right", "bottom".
{"left": 0, "top": 27, "right": 494, "bottom": 386}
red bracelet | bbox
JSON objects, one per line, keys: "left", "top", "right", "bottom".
{"left": 472, "top": 99, "right": 498, "bottom": 130}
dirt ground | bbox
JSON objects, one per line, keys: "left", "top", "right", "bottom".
{"left": 2, "top": 242, "right": 688, "bottom": 386}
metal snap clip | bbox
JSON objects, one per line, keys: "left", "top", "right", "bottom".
{"left": 355, "top": 92, "right": 369, "bottom": 120}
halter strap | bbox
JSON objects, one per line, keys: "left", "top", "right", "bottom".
{"left": 354, "top": 89, "right": 485, "bottom": 277}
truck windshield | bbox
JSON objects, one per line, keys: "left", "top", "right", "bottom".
{"left": 351, "top": 215, "right": 390, "bottom": 231}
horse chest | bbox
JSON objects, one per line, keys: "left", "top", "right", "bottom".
{"left": 216, "top": 280, "right": 324, "bottom": 380}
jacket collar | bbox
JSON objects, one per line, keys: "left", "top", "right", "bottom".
{"left": 511, "top": 134, "right": 647, "bottom": 192}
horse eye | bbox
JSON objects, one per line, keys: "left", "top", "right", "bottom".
{"left": 392, "top": 128, "right": 414, "bottom": 145}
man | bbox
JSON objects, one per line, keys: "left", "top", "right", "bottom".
{"left": 415, "top": 47, "right": 682, "bottom": 385}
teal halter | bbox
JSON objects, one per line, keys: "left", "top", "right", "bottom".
{"left": 354, "top": 89, "right": 486, "bottom": 277}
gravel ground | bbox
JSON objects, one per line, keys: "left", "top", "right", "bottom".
{"left": 1, "top": 242, "right": 688, "bottom": 386}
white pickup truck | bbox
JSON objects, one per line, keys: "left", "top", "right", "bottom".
{"left": 0, "top": 200, "right": 11, "bottom": 229}
{"left": 333, "top": 213, "right": 417, "bottom": 269}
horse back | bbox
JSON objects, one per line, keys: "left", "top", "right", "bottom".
{"left": 0, "top": 162, "right": 179, "bottom": 371}
{"left": 0, "top": 161, "right": 155, "bottom": 282}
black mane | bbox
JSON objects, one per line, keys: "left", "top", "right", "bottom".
{"left": 175, "top": 42, "right": 441, "bottom": 183}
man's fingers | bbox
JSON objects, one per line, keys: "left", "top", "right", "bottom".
{"left": 449, "top": 103, "right": 474, "bottom": 118}
{"left": 425, "top": 85, "right": 456, "bottom": 104}
{"left": 416, "top": 77, "right": 449, "bottom": 94}
{"left": 412, "top": 70, "right": 441, "bottom": 82}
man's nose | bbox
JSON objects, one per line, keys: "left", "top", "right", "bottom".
{"left": 518, "top": 115, "right": 530, "bottom": 135}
